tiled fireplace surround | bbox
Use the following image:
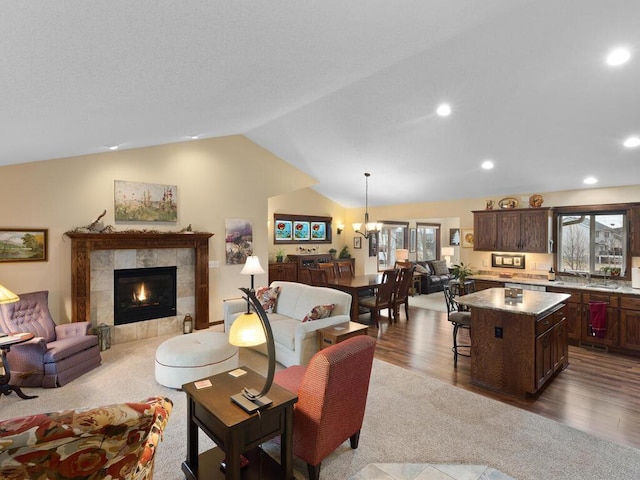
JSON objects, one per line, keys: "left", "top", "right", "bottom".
{"left": 67, "top": 232, "right": 212, "bottom": 345}
{"left": 91, "top": 247, "right": 194, "bottom": 344}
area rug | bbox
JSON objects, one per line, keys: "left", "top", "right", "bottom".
{"left": 408, "top": 291, "right": 447, "bottom": 312}
{"left": 1, "top": 331, "right": 639, "bottom": 479}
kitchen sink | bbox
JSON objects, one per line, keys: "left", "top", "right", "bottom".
{"left": 582, "top": 283, "right": 619, "bottom": 290}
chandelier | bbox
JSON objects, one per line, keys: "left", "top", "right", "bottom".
{"left": 352, "top": 172, "right": 383, "bottom": 239}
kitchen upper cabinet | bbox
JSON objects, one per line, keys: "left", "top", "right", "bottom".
{"left": 473, "top": 211, "right": 497, "bottom": 251}
{"left": 474, "top": 208, "right": 550, "bottom": 253}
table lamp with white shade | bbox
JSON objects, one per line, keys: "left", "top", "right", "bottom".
{"left": 441, "top": 247, "right": 455, "bottom": 268}
{"left": 0, "top": 284, "right": 19, "bottom": 305}
{"left": 395, "top": 249, "right": 409, "bottom": 264}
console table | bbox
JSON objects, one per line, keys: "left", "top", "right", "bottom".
{"left": 181, "top": 367, "right": 298, "bottom": 480}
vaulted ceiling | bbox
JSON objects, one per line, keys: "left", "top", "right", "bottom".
{"left": 1, "top": 1, "right": 638, "bottom": 207}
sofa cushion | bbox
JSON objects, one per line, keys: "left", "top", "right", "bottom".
{"left": 255, "top": 286, "right": 280, "bottom": 313}
{"left": 414, "top": 263, "right": 429, "bottom": 274}
{"left": 430, "top": 260, "right": 450, "bottom": 275}
{"left": 271, "top": 317, "right": 300, "bottom": 350}
{"left": 302, "top": 304, "right": 335, "bottom": 322}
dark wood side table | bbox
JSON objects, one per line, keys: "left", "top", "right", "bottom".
{"left": 317, "top": 322, "right": 369, "bottom": 350}
{"left": 0, "top": 332, "right": 38, "bottom": 400}
{"left": 181, "top": 367, "right": 298, "bottom": 480}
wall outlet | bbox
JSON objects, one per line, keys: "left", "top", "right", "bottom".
{"left": 208, "top": 260, "right": 219, "bottom": 268}
{"left": 495, "top": 326, "right": 504, "bottom": 339}
{"left": 482, "top": 259, "right": 489, "bottom": 267}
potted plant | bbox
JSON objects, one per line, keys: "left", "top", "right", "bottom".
{"left": 610, "top": 267, "right": 621, "bottom": 277}
{"left": 339, "top": 245, "right": 351, "bottom": 259}
{"left": 328, "top": 248, "right": 337, "bottom": 259}
{"left": 275, "top": 247, "right": 286, "bottom": 263}
{"left": 452, "top": 262, "right": 474, "bottom": 283}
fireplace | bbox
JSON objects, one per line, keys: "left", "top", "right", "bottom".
{"left": 114, "top": 266, "right": 177, "bottom": 325}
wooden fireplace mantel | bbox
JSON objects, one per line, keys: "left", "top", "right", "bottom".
{"left": 66, "top": 232, "right": 214, "bottom": 330}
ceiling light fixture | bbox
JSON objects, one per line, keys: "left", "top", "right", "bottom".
{"left": 623, "top": 136, "right": 640, "bottom": 148}
{"left": 352, "top": 173, "right": 382, "bottom": 239}
{"left": 583, "top": 176, "right": 598, "bottom": 185}
{"left": 436, "top": 103, "right": 451, "bottom": 117}
{"left": 606, "top": 47, "right": 631, "bottom": 66}
{"left": 481, "top": 160, "right": 494, "bottom": 170}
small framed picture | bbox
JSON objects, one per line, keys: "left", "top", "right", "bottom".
{"left": 353, "top": 236, "right": 362, "bottom": 249}
{"left": 449, "top": 228, "right": 460, "bottom": 246}
{"left": 461, "top": 229, "right": 474, "bottom": 248}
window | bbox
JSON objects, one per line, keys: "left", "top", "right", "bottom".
{"left": 557, "top": 210, "right": 627, "bottom": 276}
{"left": 416, "top": 223, "right": 440, "bottom": 261}
{"left": 377, "top": 222, "right": 408, "bottom": 270}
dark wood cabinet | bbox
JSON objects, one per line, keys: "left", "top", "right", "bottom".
{"left": 620, "top": 296, "right": 640, "bottom": 351}
{"left": 286, "top": 254, "right": 334, "bottom": 284}
{"left": 268, "top": 262, "right": 297, "bottom": 283}
{"left": 535, "top": 308, "right": 567, "bottom": 391}
{"left": 496, "top": 208, "right": 550, "bottom": 252}
{"left": 547, "top": 287, "right": 581, "bottom": 342}
{"left": 473, "top": 208, "right": 550, "bottom": 253}
{"left": 473, "top": 211, "right": 497, "bottom": 251}
{"left": 581, "top": 293, "right": 619, "bottom": 347}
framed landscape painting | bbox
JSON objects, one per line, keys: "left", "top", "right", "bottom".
{"left": 0, "top": 228, "right": 48, "bottom": 262}
{"left": 114, "top": 180, "right": 178, "bottom": 222}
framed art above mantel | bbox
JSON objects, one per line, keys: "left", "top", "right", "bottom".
{"left": 274, "top": 214, "right": 332, "bottom": 244}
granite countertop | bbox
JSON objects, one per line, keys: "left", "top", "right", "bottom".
{"left": 457, "top": 288, "right": 571, "bottom": 316}
{"left": 470, "top": 274, "right": 640, "bottom": 296}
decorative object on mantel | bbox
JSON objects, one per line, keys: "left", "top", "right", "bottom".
{"left": 183, "top": 314, "right": 193, "bottom": 334}
{"left": 65, "top": 227, "right": 204, "bottom": 235}
{"left": 498, "top": 197, "right": 519, "bottom": 209}
{"left": 486, "top": 199, "right": 494, "bottom": 209}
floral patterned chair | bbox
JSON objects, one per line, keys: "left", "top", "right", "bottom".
{"left": 0, "top": 396, "right": 172, "bottom": 479}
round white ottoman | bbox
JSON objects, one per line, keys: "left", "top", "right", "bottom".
{"left": 155, "top": 331, "right": 239, "bottom": 389}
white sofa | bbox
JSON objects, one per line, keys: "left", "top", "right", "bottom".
{"left": 223, "top": 281, "right": 353, "bottom": 367}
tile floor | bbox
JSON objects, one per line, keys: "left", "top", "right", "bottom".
{"left": 350, "top": 463, "right": 514, "bottom": 480}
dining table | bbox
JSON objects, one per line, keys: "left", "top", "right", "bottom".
{"left": 328, "top": 273, "right": 383, "bottom": 322}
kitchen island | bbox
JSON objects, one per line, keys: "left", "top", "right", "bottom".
{"left": 457, "top": 288, "right": 571, "bottom": 397}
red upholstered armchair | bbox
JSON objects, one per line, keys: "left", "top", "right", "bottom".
{"left": 274, "top": 335, "right": 376, "bottom": 480}
{"left": 0, "top": 290, "right": 101, "bottom": 388}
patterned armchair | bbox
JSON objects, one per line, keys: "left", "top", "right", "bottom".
{"left": 274, "top": 335, "right": 376, "bottom": 480}
{"left": 0, "top": 396, "right": 172, "bottom": 479}
{"left": 0, "top": 290, "right": 101, "bottom": 387}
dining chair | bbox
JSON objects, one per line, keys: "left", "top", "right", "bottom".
{"left": 358, "top": 270, "right": 398, "bottom": 328}
{"left": 318, "top": 262, "right": 337, "bottom": 282}
{"left": 308, "top": 268, "right": 329, "bottom": 287}
{"left": 335, "top": 260, "right": 354, "bottom": 278}
{"left": 443, "top": 284, "right": 471, "bottom": 368}
{"left": 393, "top": 266, "right": 414, "bottom": 323}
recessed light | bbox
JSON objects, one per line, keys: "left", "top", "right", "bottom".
{"left": 436, "top": 103, "right": 451, "bottom": 117}
{"left": 583, "top": 176, "right": 598, "bottom": 185}
{"left": 107, "top": 145, "right": 119, "bottom": 151}
{"left": 188, "top": 135, "right": 199, "bottom": 140}
{"left": 606, "top": 47, "right": 631, "bottom": 66}
{"left": 623, "top": 136, "right": 640, "bottom": 148}
{"left": 481, "top": 160, "right": 494, "bottom": 170}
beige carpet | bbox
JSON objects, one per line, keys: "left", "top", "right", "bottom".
{"left": 2, "top": 331, "right": 640, "bottom": 479}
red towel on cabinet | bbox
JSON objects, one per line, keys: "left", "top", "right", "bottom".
{"left": 589, "top": 301, "right": 607, "bottom": 338}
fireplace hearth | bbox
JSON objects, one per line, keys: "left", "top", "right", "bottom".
{"left": 114, "top": 266, "right": 177, "bottom": 325}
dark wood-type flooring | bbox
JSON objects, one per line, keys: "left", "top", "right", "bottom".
{"left": 361, "top": 303, "right": 640, "bottom": 450}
